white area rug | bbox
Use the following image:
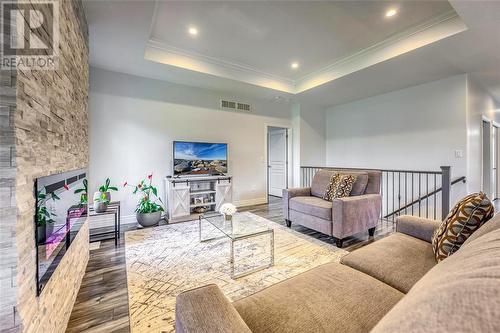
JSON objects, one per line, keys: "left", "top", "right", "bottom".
{"left": 125, "top": 212, "right": 348, "bottom": 333}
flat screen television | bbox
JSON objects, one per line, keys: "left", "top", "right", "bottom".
{"left": 173, "top": 141, "right": 228, "bottom": 176}
{"left": 34, "top": 168, "right": 88, "bottom": 295}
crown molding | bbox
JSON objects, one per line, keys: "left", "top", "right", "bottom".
{"left": 145, "top": 8, "right": 467, "bottom": 95}
{"left": 145, "top": 38, "right": 296, "bottom": 93}
{"left": 294, "top": 10, "right": 467, "bottom": 93}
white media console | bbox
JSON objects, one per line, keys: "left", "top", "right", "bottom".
{"left": 164, "top": 175, "right": 232, "bottom": 223}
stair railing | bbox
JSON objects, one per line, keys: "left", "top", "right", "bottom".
{"left": 300, "top": 166, "right": 466, "bottom": 221}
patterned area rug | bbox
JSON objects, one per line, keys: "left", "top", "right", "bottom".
{"left": 125, "top": 212, "right": 348, "bottom": 332}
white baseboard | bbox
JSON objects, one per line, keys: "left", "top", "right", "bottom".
{"left": 234, "top": 197, "right": 268, "bottom": 207}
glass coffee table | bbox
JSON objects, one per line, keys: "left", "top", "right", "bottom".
{"left": 199, "top": 212, "right": 274, "bottom": 279}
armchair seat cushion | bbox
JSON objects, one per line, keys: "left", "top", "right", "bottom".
{"left": 341, "top": 233, "right": 436, "bottom": 293}
{"left": 289, "top": 196, "right": 332, "bottom": 220}
{"left": 233, "top": 262, "right": 404, "bottom": 333}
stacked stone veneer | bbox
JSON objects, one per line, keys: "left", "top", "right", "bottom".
{"left": 1, "top": 67, "right": 19, "bottom": 332}
{"left": 1, "top": 0, "right": 89, "bottom": 332}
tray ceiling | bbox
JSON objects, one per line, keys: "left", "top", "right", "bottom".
{"left": 145, "top": 1, "right": 466, "bottom": 93}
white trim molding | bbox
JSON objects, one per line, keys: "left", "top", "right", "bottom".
{"left": 145, "top": 7, "right": 467, "bottom": 94}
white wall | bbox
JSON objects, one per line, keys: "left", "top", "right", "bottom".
{"left": 466, "top": 76, "right": 500, "bottom": 195}
{"left": 299, "top": 103, "right": 326, "bottom": 167}
{"left": 326, "top": 74, "right": 468, "bottom": 175}
{"left": 89, "top": 67, "right": 294, "bottom": 219}
{"left": 326, "top": 74, "right": 469, "bottom": 207}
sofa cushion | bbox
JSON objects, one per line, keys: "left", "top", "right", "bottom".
{"left": 337, "top": 171, "right": 368, "bottom": 196}
{"left": 324, "top": 173, "right": 357, "bottom": 201}
{"left": 233, "top": 262, "right": 404, "bottom": 333}
{"left": 341, "top": 233, "right": 436, "bottom": 293}
{"left": 462, "top": 212, "right": 500, "bottom": 247}
{"left": 371, "top": 228, "right": 500, "bottom": 333}
{"left": 431, "top": 192, "right": 494, "bottom": 262}
{"left": 312, "top": 170, "right": 369, "bottom": 198}
{"left": 311, "top": 169, "right": 334, "bottom": 198}
{"left": 289, "top": 196, "right": 332, "bottom": 220}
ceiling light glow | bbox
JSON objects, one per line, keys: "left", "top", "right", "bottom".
{"left": 385, "top": 9, "right": 397, "bottom": 17}
{"left": 188, "top": 26, "right": 198, "bottom": 36}
{"left": 291, "top": 62, "right": 299, "bottom": 69}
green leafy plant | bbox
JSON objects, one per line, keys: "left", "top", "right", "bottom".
{"left": 74, "top": 179, "right": 88, "bottom": 205}
{"left": 98, "top": 178, "right": 118, "bottom": 193}
{"left": 124, "top": 174, "right": 164, "bottom": 214}
{"left": 95, "top": 192, "right": 110, "bottom": 204}
{"left": 36, "top": 188, "right": 60, "bottom": 227}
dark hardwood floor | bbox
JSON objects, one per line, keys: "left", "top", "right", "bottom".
{"left": 66, "top": 196, "right": 396, "bottom": 333}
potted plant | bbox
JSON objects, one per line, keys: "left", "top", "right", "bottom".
{"left": 74, "top": 179, "right": 88, "bottom": 206}
{"left": 36, "top": 188, "right": 60, "bottom": 243}
{"left": 124, "top": 174, "right": 164, "bottom": 227}
{"left": 93, "top": 178, "right": 118, "bottom": 203}
{"left": 94, "top": 191, "right": 110, "bottom": 213}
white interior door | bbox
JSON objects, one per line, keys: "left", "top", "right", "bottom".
{"left": 268, "top": 128, "right": 287, "bottom": 197}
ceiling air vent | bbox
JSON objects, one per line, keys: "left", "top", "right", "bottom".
{"left": 221, "top": 100, "right": 236, "bottom": 109}
{"left": 221, "top": 99, "right": 251, "bottom": 112}
{"left": 237, "top": 103, "right": 251, "bottom": 112}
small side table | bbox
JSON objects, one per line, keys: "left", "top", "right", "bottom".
{"left": 89, "top": 201, "right": 121, "bottom": 246}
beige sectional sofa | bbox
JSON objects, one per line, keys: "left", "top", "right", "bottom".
{"left": 175, "top": 214, "right": 500, "bottom": 333}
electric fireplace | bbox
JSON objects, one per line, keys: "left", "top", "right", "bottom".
{"left": 34, "top": 168, "right": 88, "bottom": 295}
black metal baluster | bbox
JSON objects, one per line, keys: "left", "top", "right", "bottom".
{"left": 426, "top": 174, "right": 429, "bottom": 218}
{"left": 380, "top": 172, "right": 384, "bottom": 221}
{"left": 386, "top": 172, "right": 389, "bottom": 221}
{"left": 434, "top": 174, "right": 437, "bottom": 220}
{"left": 392, "top": 171, "right": 396, "bottom": 222}
{"left": 411, "top": 173, "right": 414, "bottom": 215}
{"left": 418, "top": 173, "right": 421, "bottom": 217}
{"left": 404, "top": 172, "right": 407, "bottom": 215}
{"left": 398, "top": 172, "right": 401, "bottom": 219}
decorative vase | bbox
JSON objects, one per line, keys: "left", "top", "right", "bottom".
{"left": 37, "top": 223, "right": 54, "bottom": 244}
{"left": 95, "top": 201, "right": 108, "bottom": 213}
{"left": 136, "top": 211, "right": 161, "bottom": 227}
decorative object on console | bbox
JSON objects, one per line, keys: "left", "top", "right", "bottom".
{"left": 124, "top": 173, "right": 164, "bottom": 227}
{"left": 220, "top": 203, "right": 237, "bottom": 221}
{"left": 94, "top": 192, "right": 109, "bottom": 213}
{"left": 431, "top": 192, "right": 494, "bottom": 262}
{"left": 93, "top": 177, "right": 118, "bottom": 203}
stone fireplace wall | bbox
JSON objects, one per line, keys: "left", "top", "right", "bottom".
{"left": 1, "top": 0, "right": 89, "bottom": 331}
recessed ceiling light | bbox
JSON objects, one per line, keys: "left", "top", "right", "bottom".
{"left": 188, "top": 26, "right": 198, "bottom": 36}
{"left": 385, "top": 9, "right": 397, "bottom": 17}
{"left": 291, "top": 62, "right": 299, "bottom": 69}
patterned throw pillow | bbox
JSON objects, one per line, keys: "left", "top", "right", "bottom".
{"left": 323, "top": 173, "right": 357, "bottom": 201}
{"left": 431, "top": 192, "right": 494, "bottom": 262}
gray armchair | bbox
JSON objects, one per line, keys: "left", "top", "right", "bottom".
{"left": 283, "top": 169, "right": 382, "bottom": 247}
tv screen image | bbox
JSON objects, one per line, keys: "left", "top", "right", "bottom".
{"left": 174, "top": 141, "right": 228, "bottom": 176}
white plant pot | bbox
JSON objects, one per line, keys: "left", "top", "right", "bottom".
{"left": 93, "top": 191, "right": 111, "bottom": 202}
